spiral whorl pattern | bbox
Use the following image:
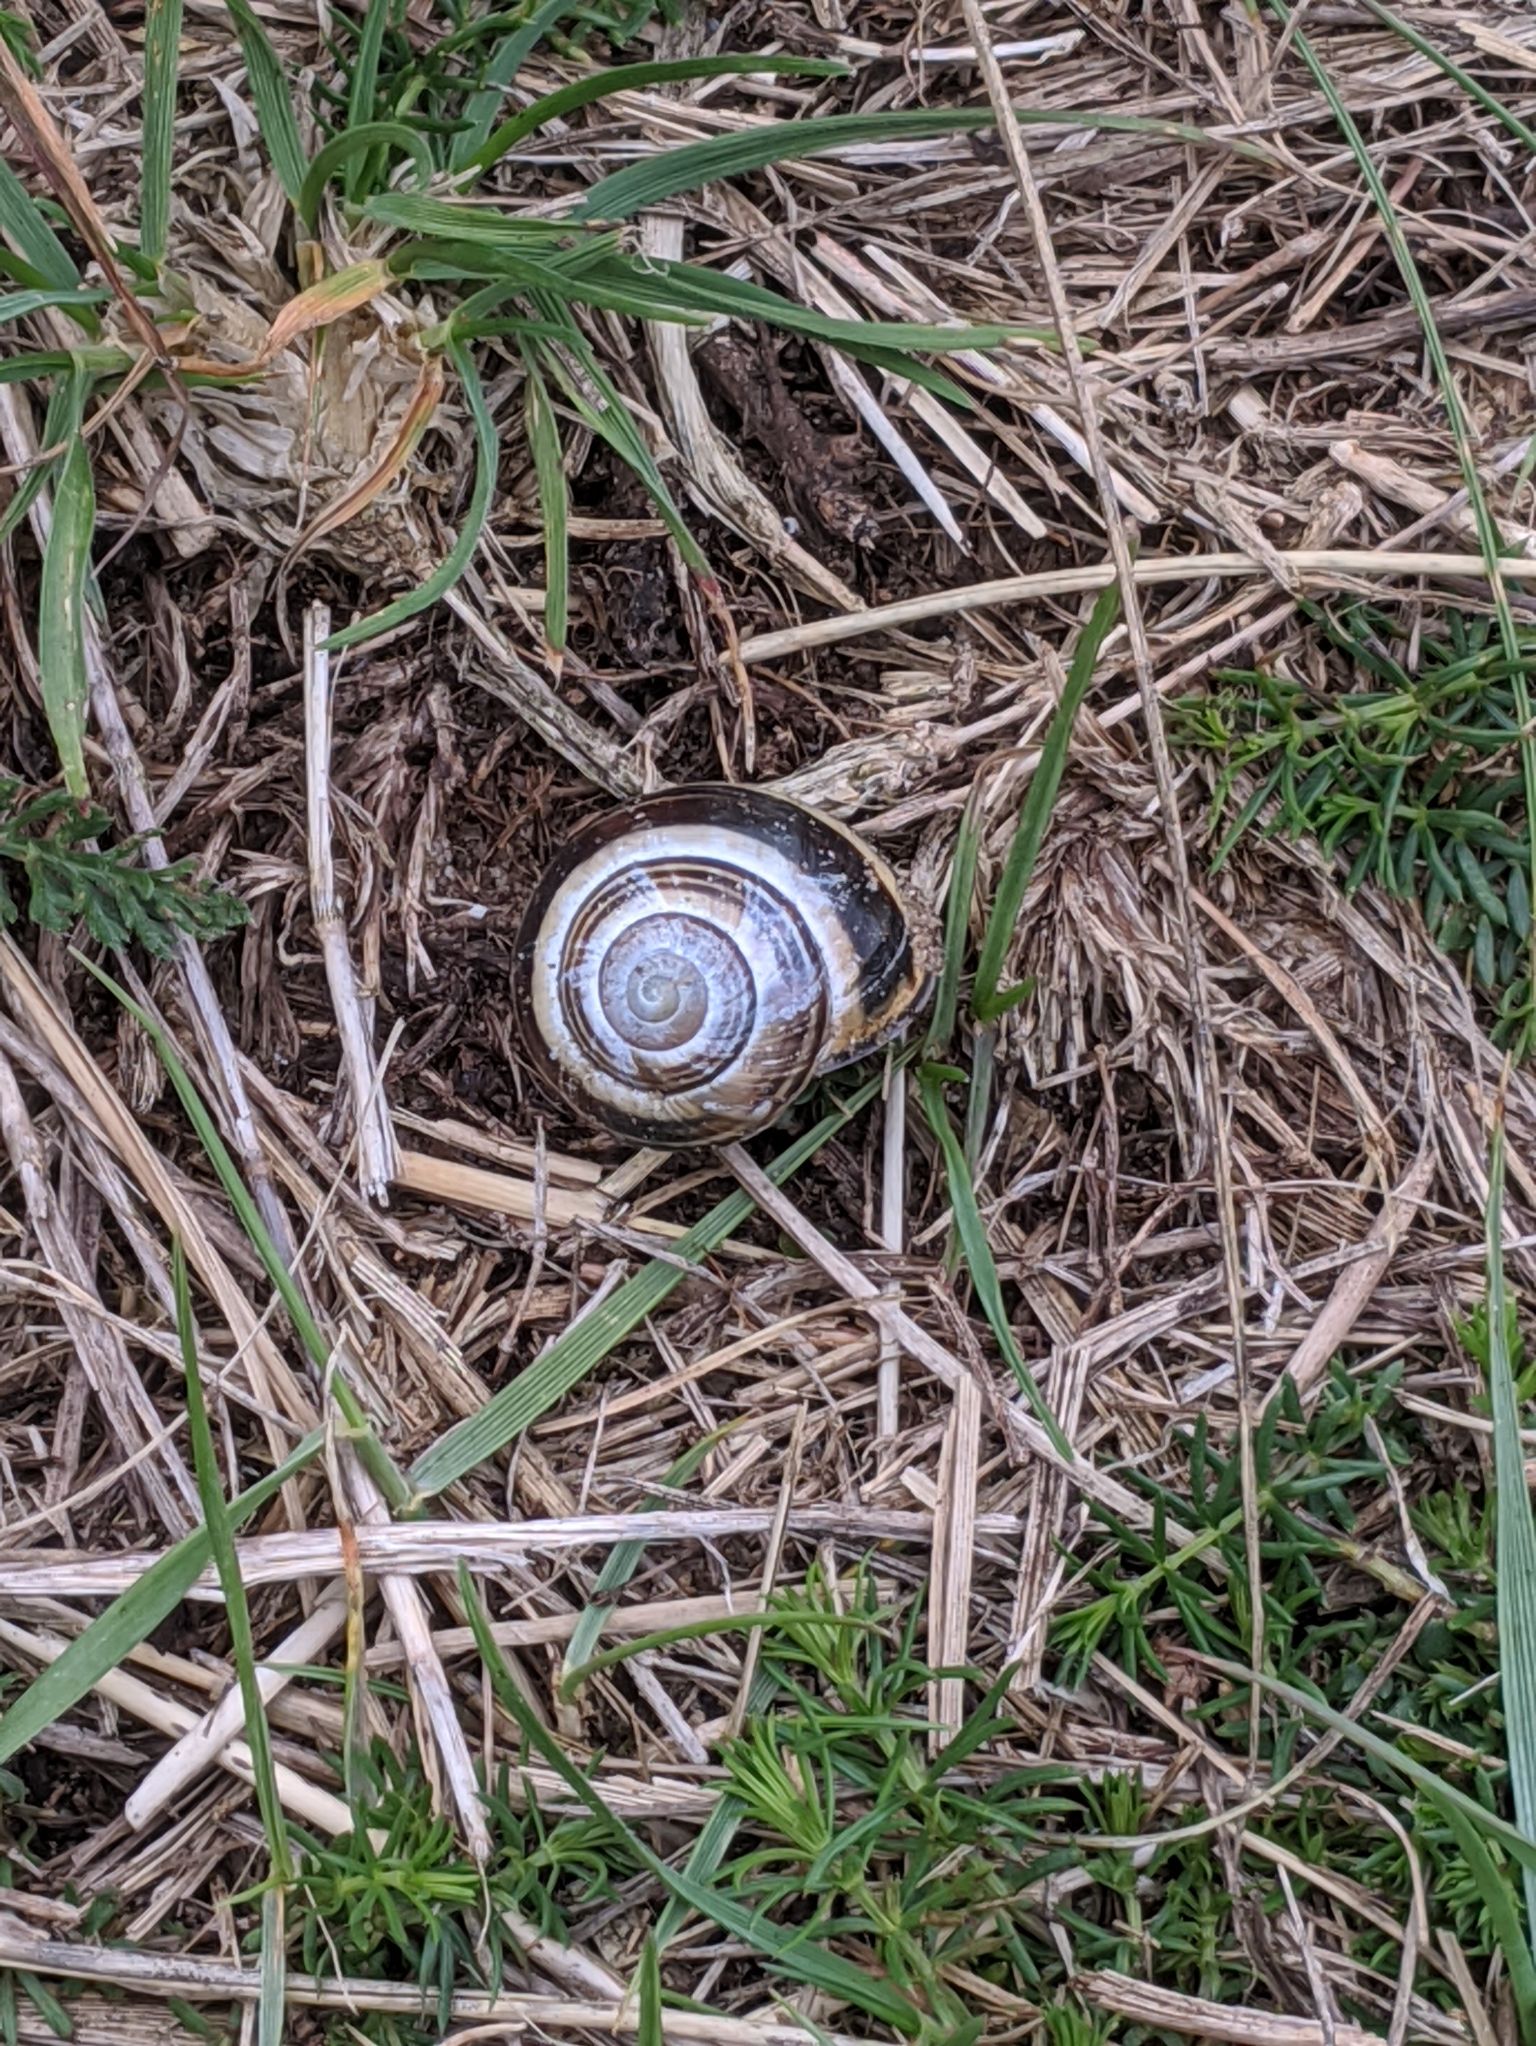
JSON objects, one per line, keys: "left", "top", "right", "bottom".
{"left": 513, "top": 788, "right": 927, "bottom": 1146}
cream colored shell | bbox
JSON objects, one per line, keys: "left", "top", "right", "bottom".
{"left": 512, "top": 787, "right": 928, "bottom": 1146}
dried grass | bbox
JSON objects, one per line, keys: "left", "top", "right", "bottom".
{"left": 0, "top": 0, "right": 1535, "bottom": 2040}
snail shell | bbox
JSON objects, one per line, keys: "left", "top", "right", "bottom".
{"left": 513, "top": 786, "right": 929, "bottom": 1146}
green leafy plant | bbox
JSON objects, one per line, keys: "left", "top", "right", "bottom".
{"left": 1172, "top": 601, "right": 1536, "bottom": 1047}
{"left": 0, "top": 780, "right": 247, "bottom": 954}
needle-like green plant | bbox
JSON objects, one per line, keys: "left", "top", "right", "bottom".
{"left": 1173, "top": 601, "right": 1536, "bottom": 1047}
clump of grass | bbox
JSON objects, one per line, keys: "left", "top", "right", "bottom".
{"left": 1171, "top": 600, "right": 1536, "bottom": 1048}
{"left": 264, "top": 1742, "right": 643, "bottom": 2043}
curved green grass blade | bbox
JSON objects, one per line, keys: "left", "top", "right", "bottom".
{"left": 636, "top": 1936, "right": 663, "bottom": 2046}
{"left": 0, "top": 285, "right": 107, "bottom": 321}
{"left": 259, "top": 1889, "right": 286, "bottom": 2046}
{"left": 368, "top": 190, "right": 607, "bottom": 245}
{"left": 917, "top": 1064, "right": 1070, "bottom": 1456}
{"left": 1484, "top": 1112, "right": 1536, "bottom": 1950}
{"left": 1356, "top": 0, "right": 1536, "bottom": 154}
{"left": 343, "top": 0, "right": 390, "bottom": 195}
{"left": 535, "top": 319, "right": 708, "bottom": 568}
{"left": 322, "top": 336, "right": 493, "bottom": 651}
{"left": 0, "top": 155, "right": 81, "bottom": 296}
{"left": 924, "top": 778, "right": 983, "bottom": 1058}
{"left": 559, "top": 1427, "right": 734, "bottom": 1687}
{"left": 572, "top": 105, "right": 1253, "bottom": 222}
{"left": 1440, "top": 1797, "right": 1536, "bottom": 2042}
{"left": 175, "top": 1242, "right": 292, "bottom": 1881}
{"left": 462, "top": 54, "right": 848, "bottom": 175}
{"left": 567, "top": 254, "right": 1028, "bottom": 350}
{"left": 449, "top": 0, "right": 572, "bottom": 172}
{"left": 521, "top": 354, "right": 567, "bottom": 661}
{"left": 0, "top": 360, "right": 89, "bottom": 547}
{"left": 1209, "top": 1656, "right": 1536, "bottom": 1871}
{"left": 299, "top": 120, "right": 434, "bottom": 230}
{"left": 37, "top": 432, "right": 94, "bottom": 798}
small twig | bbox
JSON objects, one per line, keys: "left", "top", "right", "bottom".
{"left": 736, "top": 547, "right": 1536, "bottom": 665}
{"left": 0, "top": 1918, "right": 861, "bottom": 2045}
{"left": 303, "top": 602, "right": 399, "bottom": 1203}
{"left": 927, "top": 1373, "right": 981, "bottom": 1748}
{"left": 124, "top": 1584, "right": 350, "bottom": 1831}
{"left": 341, "top": 1445, "right": 494, "bottom": 1864}
{"left": 0, "top": 1045, "right": 199, "bottom": 1534}
{"left": 0, "top": 1616, "right": 347, "bottom": 1836}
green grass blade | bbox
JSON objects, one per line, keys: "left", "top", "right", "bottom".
{"left": 258, "top": 1889, "right": 286, "bottom": 2046}
{"left": 0, "top": 155, "right": 82, "bottom": 295}
{"left": 139, "top": 0, "right": 183, "bottom": 264}
{"left": 917, "top": 1063, "right": 1070, "bottom": 1456}
{"left": 367, "top": 194, "right": 599, "bottom": 248}
{"left": 37, "top": 433, "right": 94, "bottom": 798}
{"left": 460, "top": 1567, "right": 923, "bottom": 2032}
{"left": 636, "top": 1936, "right": 663, "bottom": 2046}
{"left": 0, "top": 1428, "right": 321, "bottom": 1767}
{"left": 322, "top": 336, "right": 493, "bottom": 651}
{"left": 1356, "top": 0, "right": 1536, "bottom": 153}
{"left": 0, "top": 362, "right": 88, "bottom": 548}
{"left": 300, "top": 122, "right": 433, "bottom": 230}
{"left": 562, "top": 254, "right": 1027, "bottom": 351}
{"left": 174, "top": 1242, "right": 292, "bottom": 1881}
{"left": 572, "top": 106, "right": 1250, "bottom": 223}
{"left": 462, "top": 54, "right": 847, "bottom": 175}
{"left": 1222, "top": 1648, "right": 1536, "bottom": 2038}
{"left": 974, "top": 581, "right": 1121, "bottom": 1021}
{"left": 654, "top": 1792, "right": 746, "bottom": 1947}
{"left": 0, "top": 285, "right": 108, "bottom": 321}
{"left": 223, "top": 0, "right": 308, "bottom": 206}
{"left": 560, "top": 1428, "right": 731, "bottom": 1686}
{"left": 1208, "top": 1656, "right": 1536, "bottom": 1871}
{"left": 1440, "top": 1797, "right": 1536, "bottom": 2043}
{"left": 343, "top": 0, "right": 391, "bottom": 195}
{"left": 449, "top": 0, "right": 573, "bottom": 172}
{"left": 1485, "top": 1111, "right": 1536, "bottom": 1939}
{"left": 0, "top": 349, "right": 133, "bottom": 384}
{"left": 534, "top": 327, "right": 707, "bottom": 573}
{"left": 78, "top": 956, "right": 410, "bottom": 1510}
{"left": 410, "top": 1075, "right": 882, "bottom": 1498}
{"left": 521, "top": 354, "right": 568, "bottom": 663}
